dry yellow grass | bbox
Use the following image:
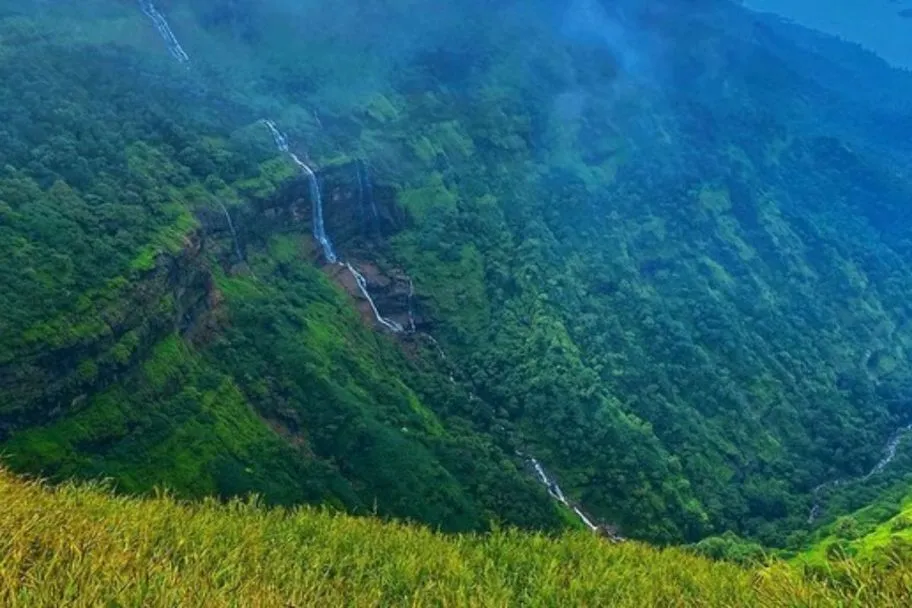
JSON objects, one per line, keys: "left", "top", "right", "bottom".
{"left": 0, "top": 468, "right": 910, "bottom": 607}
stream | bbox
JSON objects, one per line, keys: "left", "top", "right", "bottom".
{"left": 139, "top": 1, "right": 190, "bottom": 63}
{"left": 345, "top": 263, "right": 405, "bottom": 334}
{"left": 808, "top": 423, "right": 912, "bottom": 523}
{"left": 528, "top": 456, "right": 601, "bottom": 533}
{"left": 215, "top": 201, "right": 243, "bottom": 262}
{"left": 261, "top": 120, "right": 415, "bottom": 332}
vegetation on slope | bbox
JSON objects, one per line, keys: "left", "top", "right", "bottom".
{"left": 2, "top": 468, "right": 912, "bottom": 607}
{"left": 800, "top": 484, "right": 912, "bottom": 567}
{"left": 3, "top": 0, "right": 912, "bottom": 551}
{"left": 0, "top": 1, "right": 562, "bottom": 534}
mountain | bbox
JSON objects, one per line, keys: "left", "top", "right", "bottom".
{"left": 2, "top": 0, "right": 912, "bottom": 555}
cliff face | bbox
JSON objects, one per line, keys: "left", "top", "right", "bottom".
{"left": 293, "top": 162, "right": 425, "bottom": 334}
{"left": 322, "top": 161, "right": 408, "bottom": 247}
{"left": 0, "top": 161, "right": 368, "bottom": 439}
{"left": 0, "top": 229, "right": 215, "bottom": 439}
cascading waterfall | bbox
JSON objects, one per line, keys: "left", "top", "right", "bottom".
{"left": 808, "top": 423, "right": 912, "bottom": 523}
{"left": 864, "top": 423, "right": 912, "bottom": 480}
{"left": 407, "top": 278, "right": 417, "bottom": 333}
{"left": 262, "top": 119, "right": 289, "bottom": 152}
{"left": 260, "top": 120, "right": 337, "bottom": 263}
{"left": 216, "top": 201, "right": 243, "bottom": 262}
{"left": 138, "top": 1, "right": 190, "bottom": 63}
{"left": 359, "top": 159, "right": 380, "bottom": 223}
{"left": 345, "top": 263, "right": 405, "bottom": 333}
{"left": 261, "top": 120, "right": 405, "bottom": 332}
{"left": 297, "top": 158, "right": 337, "bottom": 264}
{"left": 530, "top": 458, "right": 569, "bottom": 505}
{"left": 528, "top": 456, "right": 603, "bottom": 533}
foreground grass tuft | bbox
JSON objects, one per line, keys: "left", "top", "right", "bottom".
{"left": 0, "top": 469, "right": 910, "bottom": 606}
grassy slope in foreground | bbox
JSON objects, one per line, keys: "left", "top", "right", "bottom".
{"left": 0, "top": 470, "right": 909, "bottom": 607}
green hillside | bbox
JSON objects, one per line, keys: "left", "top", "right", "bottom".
{"left": 799, "top": 483, "right": 912, "bottom": 566}
{"left": 2, "top": 0, "right": 912, "bottom": 572}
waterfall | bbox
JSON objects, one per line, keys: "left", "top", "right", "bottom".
{"left": 527, "top": 455, "right": 616, "bottom": 535}
{"left": 864, "top": 424, "right": 912, "bottom": 480}
{"left": 294, "top": 156, "right": 337, "bottom": 264}
{"left": 530, "top": 457, "right": 570, "bottom": 506}
{"left": 260, "top": 120, "right": 336, "bottom": 263}
{"left": 361, "top": 160, "right": 380, "bottom": 223}
{"left": 573, "top": 507, "right": 599, "bottom": 532}
{"left": 407, "top": 278, "right": 417, "bottom": 333}
{"left": 260, "top": 120, "right": 410, "bottom": 332}
{"left": 216, "top": 201, "right": 243, "bottom": 262}
{"left": 262, "top": 119, "right": 289, "bottom": 152}
{"left": 355, "top": 161, "right": 367, "bottom": 221}
{"left": 808, "top": 424, "right": 912, "bottom": 523}
{"left": 138, "top": 1, "right": 190, "bottom": 63}
{"left": 345, "top": 263, "right": 405, "bottom": 333}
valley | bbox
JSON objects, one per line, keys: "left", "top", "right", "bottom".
{"left": 1, "top": 0, "right": 912, "bottom": 576}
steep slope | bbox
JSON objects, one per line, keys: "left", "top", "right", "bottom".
{"left": 295, "top": 0, "right": 912, "bottom": 543}
{"left": 0, "top": 1, "right": 562, "bottom": 533}
{"left": 2, "top": 0, "right": 912, "bottom": 548}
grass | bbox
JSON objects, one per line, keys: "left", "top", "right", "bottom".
{"left": 1, "top": 469, "right": 912, "bottom": 606}
{"left": 799, "top": 493, "right": 912, "bottom": 567}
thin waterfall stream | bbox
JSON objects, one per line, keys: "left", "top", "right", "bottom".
{"left": 808, "top": 423, "right": 912, "bottom": 523}
{"left": 216, "top": 201, "right": 243, "bottom": 262}
{"left": 528, "top": 456, "right": 601, "bottom": 533}
{"left": 263, "top": 119, "right": 289, "bottom": 152}
{"left": 345, "top": 264, "right": 405, "bottom": 333}
{"left": 261, "top": 120, "right": 411, "bottom": 332}
{"left": 138, "top": 1, "right": 190, "bottom": 63}
{"left": 294, "top": 156, "right": 336, "bottom": 264}
{"left": 260, "top": 120, "right": 336, "bottom": 263}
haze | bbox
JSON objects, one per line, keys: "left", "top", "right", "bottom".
{"left": 743, "top": 0, "right": 912, "bottom": 69}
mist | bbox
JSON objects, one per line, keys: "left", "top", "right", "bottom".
{"left": 743, "top": 0, "right": 912, "bottom": 68}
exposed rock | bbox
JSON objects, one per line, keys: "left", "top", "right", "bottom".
{"left": 328, "top": 258, "right": 431, "bottom": 334}
{"left": 318, "top": 161, "right": 409, "bottom": 250}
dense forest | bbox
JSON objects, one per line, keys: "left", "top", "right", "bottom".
{"left": 2, "top": 0, "right": 912, "bottom": 555}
